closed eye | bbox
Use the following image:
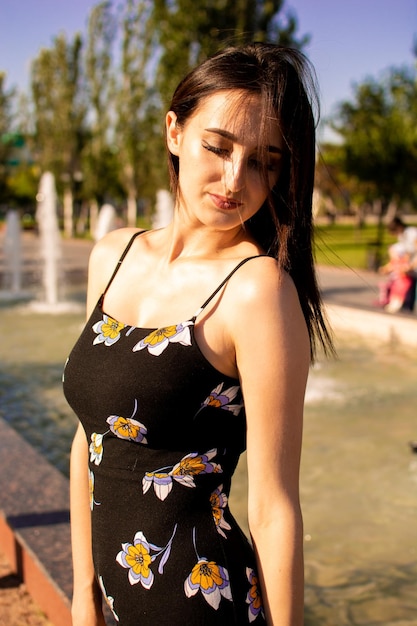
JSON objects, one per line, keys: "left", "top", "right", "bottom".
{"left": 203, "top": 141, "right": 280, "bottom": 173}
{"left": 249, "top": 157, "right": 280, "bottom": 173}
{"left": 202, "top": 142, "right": 230, "bottom": 158}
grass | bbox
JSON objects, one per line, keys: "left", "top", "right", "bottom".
{"left": 314, "top": 222, "right": 399, "bottom": 269}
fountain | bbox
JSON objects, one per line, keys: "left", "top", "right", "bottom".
{"left": 30, "top": 171, "right": 82, "bottom": 313}
{"left": 152, "top": 189, "right": 174, "bottom": 229}
{"left": 94, "top": 203, "right": 117, "bottom": 241}
{"left": 34, "top": 172, "right": 61, "bottom": 307}
{"left": 4, "top": 210, "right": 22, "bottom": 294}
{"left": 0, "top": 210, "right": 30, "bottom": 300}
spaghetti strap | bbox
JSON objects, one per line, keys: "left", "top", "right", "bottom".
{"left": 192, "top": 254, "right": 269, "bottom": 321}
{"left": 102, "top": 230, "right": 146, "bottom": 297}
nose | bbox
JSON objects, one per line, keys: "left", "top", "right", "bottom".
{"left": 223, "top": 156, "right": 246, "bottom": 193}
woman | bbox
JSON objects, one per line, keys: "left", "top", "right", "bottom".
{"left": 64, "top": 43, "right": 332, "bottom": 626}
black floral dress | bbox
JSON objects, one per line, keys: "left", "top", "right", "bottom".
{"left": 63, "top": 232, "right": 267, "bottom": 625}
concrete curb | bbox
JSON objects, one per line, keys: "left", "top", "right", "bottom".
{"left": 0, "top": 417, "right": 72, "bottom": 626}
{"left": 325, "top": 304, "right": 417, "bottom": 348}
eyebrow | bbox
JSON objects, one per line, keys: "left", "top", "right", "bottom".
{"left": 205, "top": 128, "right": 283, "bottom": 154}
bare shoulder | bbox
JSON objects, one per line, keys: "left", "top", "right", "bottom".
{"left": 89, "top": 227, "right": 143, "bottom": 267}
{"left": 228, "top": 255, "right": 301, "bottom": 315}
{"left": 226, "top": 255, "right": 310, "bottom": 357}
{"left": 89, "top": 228, "right": 143, "bottom": 285}
{"left": 86, "top": 228, "right": 144, "bottom": 313}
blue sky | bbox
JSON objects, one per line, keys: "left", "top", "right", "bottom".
{"left": 0, "top": 0, "right": 416, "bottom": 139}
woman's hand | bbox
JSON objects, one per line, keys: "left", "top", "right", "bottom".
{"left": 71, "top": 585, "right": 106, "bottom": 626}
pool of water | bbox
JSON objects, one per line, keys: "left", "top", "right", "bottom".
{"left": 0, "top": 303, "right": 80, "bottom": 474}
{"left": 301, "top": 340, "right": 417, "bottom": 625}
{"left": 0, "top": 303, "right": 416, "bottom": 625}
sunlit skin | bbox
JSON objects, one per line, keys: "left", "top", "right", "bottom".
{"left": 166, "top": 90, "right": 284, "bottom": 235}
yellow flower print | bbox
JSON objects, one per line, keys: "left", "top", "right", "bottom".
{"left": 93, "top": 314, "right": 125, "bottom": 346}
{"left": 145, "top": 326, "right": 178, "bottom": 344}
{"left": 107, "top": 415, "right": 148, "bottom": 444}
{"left": 184, "top": 558, "right": 232, "bottom": 609}
{"left": 117, "top": 533, "right": 154, "bottom": 588}
{"left": 210, "top": 485, "right": 231, "bottom": 538}
{"left": 200, "top": 383, "right": 243, "bottom": 416}
{"left": 117, "top": 526, "right": 177, "bottom": 588}
{"left": 89, "top": 432, "right": 104, "bottom": 465}
{"left": 170, "top": 449, "right": 222, "bottom": 488}
{"left": 132, "top": 321, "right": 193, "bottom": 356}
{"left": 88, "top": 469, "right": 100, "bottom": 510}
{"left": 143, "top": 450, "right": 223, "bottom": 500}
{"left": 185, "top": 527, "right": 232, "bottom": 609}
{"left": 98, "top": 576, "right": 119, "bottom": 622}
{"left": 246, "top": 567, "right": 264, "bottom": 622}
{"left": 142, "top": 471, "right": 173, "bottom": 501}
{"left": 171, "top": 456, "right": 206, "bottom": 476}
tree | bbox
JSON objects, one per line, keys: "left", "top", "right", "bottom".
{"left": 332, "top": 67, "right": 417, "bottom": 208}
{"left": 9, "top": 0, "right": 308, "bottom": 228}
{"left": 82, "top": 1, "right": 119, "bottom": 233}
{"left": 114, "top": 0, "right": 156, "bottom": 226}
{"left": 330, "top": 65, "right": 417, "bottom": 265}
{"left": 0, "top": 72, "right": 16, "bottom": 208}
{"left": 134, "top": 0, "right": 311, "bottom": 216}
{"left": 152, "top": 0, "right": 309, "bottom": 108}
{"left": 31, "top": 33, "right": 85, "bottom": 236}
{"left": 316, "top": 143, "right": 380, "bottom": 225}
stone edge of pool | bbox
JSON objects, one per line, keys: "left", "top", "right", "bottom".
{"left": 326, "top": 303, "right": 417, "bottom": 348}
{"left": 0, "top": 416, "right": 71, "bottom": 626}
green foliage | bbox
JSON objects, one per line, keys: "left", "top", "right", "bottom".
{"left": 5, "top": 0, "right": 308, "bottom": 218}
{"left": 0, "top": 73, "right": 15, "bottom": 143}
{"left": 30, "top": 32, "right": 86, "bottom": 187}
{"left": 150, "top": 0, "right": 310, "bottom": 197}
{"left": 6, "top": 164, "right": 39, "bottom": 208}
{"left": 331, "top": 66, "right": 417, "bottom": 207}
{"left": 316, "top": 142, "right": 378, "bottom": 213}
{"left": 82, "top": 1, "right": 118, "bottom": 203}
{"left": 0, "top": 72, "right": 16, "bottom": 204}
{"left": 113, "top": 0, "right": 159, "bottom": 222}
{"left": 315, "top": 222, "right": 399, "bottom": 269}
{"left": 152, "top": 0, "right": 309, "bottom": 108}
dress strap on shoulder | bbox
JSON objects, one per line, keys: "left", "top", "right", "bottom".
{"left": 102, "top": 230, "right": 146, "bottom": 296}
{"left": 192, "top": 254, "right": 269, "bottom": 321}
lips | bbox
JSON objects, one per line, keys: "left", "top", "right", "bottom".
{"left": 209, "top": 193, "right": 243, "bottom": 211}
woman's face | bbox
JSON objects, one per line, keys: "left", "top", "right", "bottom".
{"left": 166, "top": 90, "right": 283, "bottom": 231}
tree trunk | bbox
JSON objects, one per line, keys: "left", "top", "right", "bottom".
{"left": 385, "top": 201, "right": 398, "bottom": 223}
{"left": 123, "top": 163, "right": 137, "bottom": 227}
{"left": 63, "top": 184, "right": 74, "bottom": 238}
{"left": 127, "top": 192, "right": 137, "bottom": 228}
{"left": 75, "top": 201, "right": 89, "bottom": 236}
{"left": 372, "top": 198, "right": 388, "bottom": 270}
{"left": 89, "top": 199, "right": 99, "bottom": 238}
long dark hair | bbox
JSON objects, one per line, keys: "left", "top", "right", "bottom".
{"left": 167, "top": 43, "right": 333, "bottom": 358}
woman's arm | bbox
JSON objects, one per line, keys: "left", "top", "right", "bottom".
{"left": 231, "top": 259, "right": 310, "bottom": 626}
{"left": 70, "top": 423, "right": 106, "bottom": 626}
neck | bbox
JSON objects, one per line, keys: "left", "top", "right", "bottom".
{"left": 160, "top": 215, "right": 250, "bottom": 264}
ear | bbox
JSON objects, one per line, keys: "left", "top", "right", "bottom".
{"left": 166, "top": 111, "right": 181, "bottom": 156}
